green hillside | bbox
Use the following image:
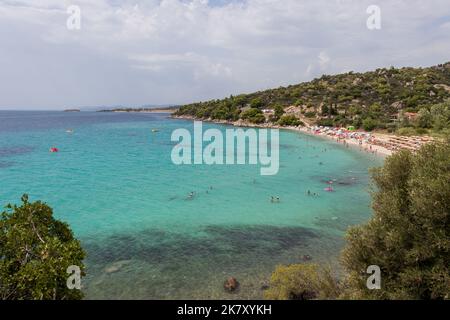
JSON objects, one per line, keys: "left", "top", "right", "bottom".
{"left": 175, "top": 62, "right": 450, "bottom": 135}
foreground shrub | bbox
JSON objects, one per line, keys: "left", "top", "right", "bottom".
{"left": 0, "top": 195, "right": 85, "bottom": 300}
{"left": 342, "top": 143, "right": 450, "bottom": 299}
{"left": 264, "top": 264, "right": 341, "bottom": 300}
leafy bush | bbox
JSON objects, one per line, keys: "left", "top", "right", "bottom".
{"left": 240, "top": 108, "right": 266, "bottom": 124}
{"left": 342, "top": 143, "right": 450, "bottom": 299}
{"left": 264, "top": 264, "right": 341, "bottom": 300}
{"left": 250, "top": 98, "right": 264, "bottom": 109}
{"left": 273, "top": 104, "right": 285, "bottom": 121}
{"left": 317, "top": 118, "right": 334, "bottom": 127}
{"left": 362, "top": 118, "right": 378, "bottom": 131}
{"left": 277, "top": 115, "right": 303, "bottom": 126}
{"left": 0, "top": 195, "right": 85, "bottom": 300}
{"left": 304, "top": 111, "right": 317, "bottom": 118}
{"left": 415, "top": 127, "right": 428, "bottom": 135}
{"left": 396, "top": 127, "right": 417, "bottom": 136}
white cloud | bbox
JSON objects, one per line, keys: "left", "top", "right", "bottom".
{"left": 0, "top": 0, "right": 449, "bottom": 108}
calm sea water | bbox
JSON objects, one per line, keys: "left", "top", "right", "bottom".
{"left": 0, "top": 111, "right": 382, "bottom": 299}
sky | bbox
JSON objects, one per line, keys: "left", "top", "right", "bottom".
{"left": 0, "top": 0, "right": 449, "bottom": 110}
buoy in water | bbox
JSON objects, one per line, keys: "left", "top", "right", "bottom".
{"left": 49, "top": 147, "right": 59, "bottom": 153}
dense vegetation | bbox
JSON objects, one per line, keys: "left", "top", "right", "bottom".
{"left": 0, "top": 195, "right": 85, "bottom": 300}
{"left": 175, "top": 62, "right": 450, "bottom": 134}
{"left": 264, "top": 264, "right": 341, "bottom": 300}
{"left": 265, "top": 141, "right": 450, "bottom": 300}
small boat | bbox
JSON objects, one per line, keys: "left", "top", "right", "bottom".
{"left": 151, "top": 129, "right": 159, "bottom": 133}
{"left": 66, "top": 129, "right": 74, "bottom": 134}
{"left": 324, "top": 186, "right": 334, "bottom": 192}
{"left": 49, "top": 147, "right": 59, "bottom": 153}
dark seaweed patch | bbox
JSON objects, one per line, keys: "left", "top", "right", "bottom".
{"left": 0, "top": 161, "right": 14, "bottom": 168}
{"left": 313, "top": 216, "right": 350, "bottom": 232}
{"left": 83, "top": 225, "right": 318, "bottom": 268}
{"left": 0, "top": 146, "right": 35, "bottom": 158}
{"left": 310, "top": 174, "right": 361, "bottom": 187}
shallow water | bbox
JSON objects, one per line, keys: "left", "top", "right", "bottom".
{"left": 0, "top": 111, "right": 382, "bottom": 299}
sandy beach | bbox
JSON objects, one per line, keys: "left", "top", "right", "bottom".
{"left": 295, "top": 126, "right": 393, "bottom": 157}
{"left": 172, "top": 115, "right": 396, "bottom": 157}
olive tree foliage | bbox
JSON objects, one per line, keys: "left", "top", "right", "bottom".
{"left": 0, "top": 195, "right": 85, "bottom": 300}
{"left": 341, "top": 142, "right": 450, "bottom": 299}
{"left": 264, "top": 264, "right": 341, "bottom": 300}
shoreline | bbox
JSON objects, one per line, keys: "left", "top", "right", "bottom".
{"left": 171, "top": 115, "right": 393, "bottom": 157}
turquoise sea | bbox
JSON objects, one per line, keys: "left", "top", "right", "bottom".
{"left": 0, "top": 111, "right": 382, "bottom": 299}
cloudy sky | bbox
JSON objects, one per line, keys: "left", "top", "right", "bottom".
{"left": 0, "top": 0, "right": 449, "bottom": 110}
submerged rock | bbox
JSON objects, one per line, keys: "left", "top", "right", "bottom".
{"left": 260, "top": 280, "right": 270, "bottom": 291}
{"left": 104, "top": 260, "right": 131, "bottom": 274}
{"left": 223, "top": 277, "right": 239, "bottom": 293}
{"left": 302, "top": 254, "right": 312, "bottom": 261}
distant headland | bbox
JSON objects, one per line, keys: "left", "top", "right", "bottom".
{"left": 98, "top": 106, "right": 179, "bottom": 113}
